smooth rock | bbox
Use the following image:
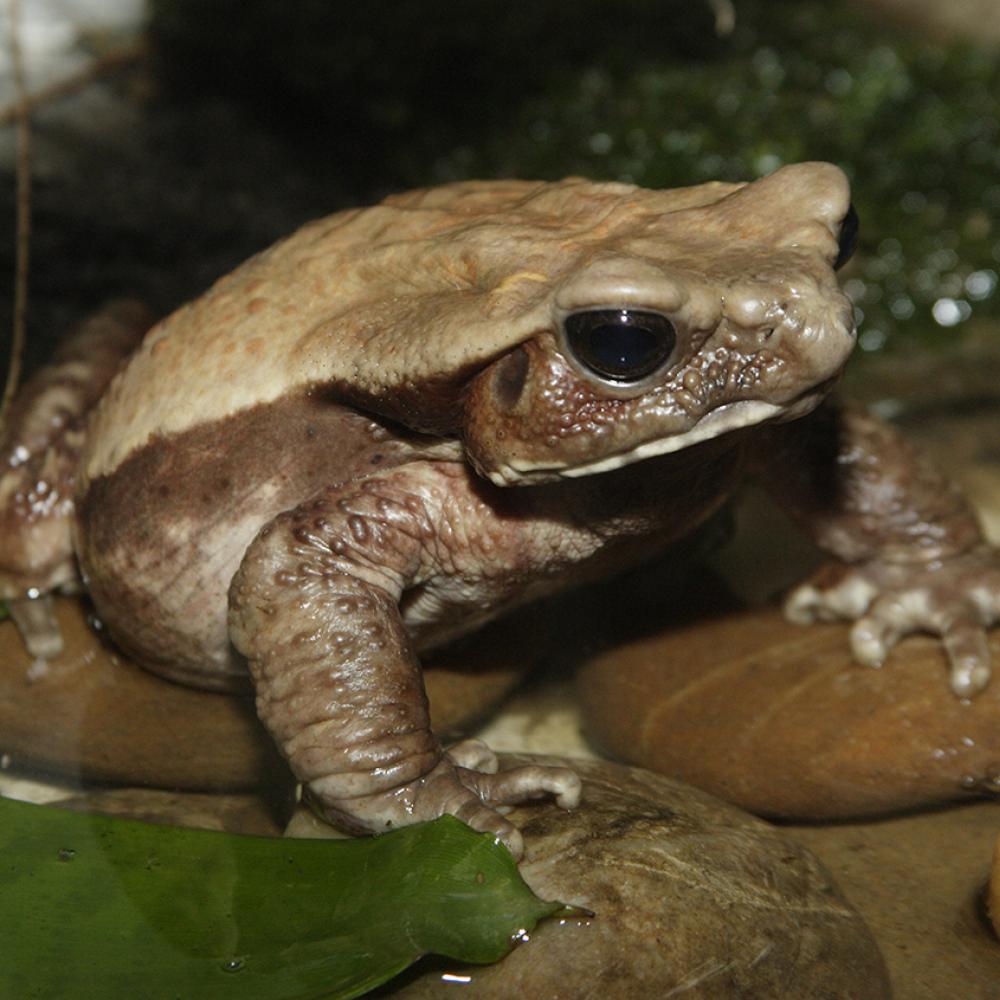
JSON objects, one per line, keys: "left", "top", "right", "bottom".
{"left": 290, "top": 755, "right": 890, "bottom": 999}
{"left": 0, "top": 596, "right": 530, "bottom": 790}
{"left": 578, "top": 597, "right": 1000, "bottom": 820}
{"left": 991, "top": 831, "right": 1000, "bottom": 942}
{"left": 0, "top": 597, "right": 288, "bottom": 790}
{"left": 787, "top": 801, "right": 1000, "bottom": 1000}
{"left": 51, "top": 786, "right": 289, "bottom": 836}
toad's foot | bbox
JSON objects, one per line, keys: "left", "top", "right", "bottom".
{"left": 785, "top": 546, "right": 1000, "bottom": 697}
{"left": 310, "top": 739, "right": 581, "bottom": 859}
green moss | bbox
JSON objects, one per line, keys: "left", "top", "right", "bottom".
{"left": 427, "top": 1, "right": 999, "bottom": 353}
{"left": 150, "top": 0, "right": 999, "bottom": 355}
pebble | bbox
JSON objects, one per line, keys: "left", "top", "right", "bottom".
{"left": 292, "top": 755, "right": 891, "bottom": 999}
{"left": 578, "top": 596, "right": 1000, "bottom": 820}
{"left": 0, "top": 596, "right": 528, "bottom": 790}
{"left": 0, "top": 597, "right": 287, "bottom": 790}
{"left": 50, "top": 786, "right": 289, "bottom": 836}
{"left": 788, "top": 801, "right": 1000, "bottom": 999}
{"left": 991, "top": 831, "right": 1000, "bottom": 942}
{"left": 17, "top": 769, "right": 995, "bottom": 998}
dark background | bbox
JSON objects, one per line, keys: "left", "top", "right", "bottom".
{"left": 2, "top": 0, "right": 998, "bottom": 395}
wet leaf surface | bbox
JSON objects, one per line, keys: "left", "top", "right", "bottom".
{"left": 0, "top": 800, "right": 567, "bottom": 1000}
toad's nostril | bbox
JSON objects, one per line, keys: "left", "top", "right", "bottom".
{"left": 492, "top": 345, "right": 530, "bottom": 411}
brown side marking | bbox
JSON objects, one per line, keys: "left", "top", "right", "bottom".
{"left": 75, "top": 392, "right": 431, "bottom": 689}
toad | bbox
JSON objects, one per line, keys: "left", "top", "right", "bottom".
{"left": 3, "top": 163, "right": 998, "bottom": 856}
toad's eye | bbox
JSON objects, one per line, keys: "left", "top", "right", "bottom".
{"left": 563, "top": 309, "right": 677, "bottom": 384}
{"left": 835, "top": 203, "right": 859, "bottom": 271}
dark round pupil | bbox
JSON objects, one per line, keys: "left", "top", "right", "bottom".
{"left": 564, "top": 309, "right": 676, "bottom": 383}
{"left": 835, "top": 202, "right": 859, "bottom": 271}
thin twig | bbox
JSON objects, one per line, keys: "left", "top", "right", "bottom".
{"left": 0, "top": 0, "right": 32, "bottom": 430}
{"left": 0, "top": 40, "right": 146, "bottom": 127}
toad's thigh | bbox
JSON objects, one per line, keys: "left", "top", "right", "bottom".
{"left": 77, "top": 479, "right": 268, "bottom": 690}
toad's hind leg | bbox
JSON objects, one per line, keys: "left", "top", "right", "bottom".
{"left": 0, "top": 300, "right": 153, "bottom": 656}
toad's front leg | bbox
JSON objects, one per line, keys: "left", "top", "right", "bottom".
{"left": 228, "top": 461, "right": 580, "bottom": 857}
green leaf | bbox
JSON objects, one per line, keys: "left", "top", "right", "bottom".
{"left": 0, "top": 797, "right": 567, "bottom": 999}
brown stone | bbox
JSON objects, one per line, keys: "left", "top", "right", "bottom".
{"left": 292, "top": 755, "right": 890, "bottom": 999}
{"left": 0, "top": 597, "right": 288, "bottom": 790}
{"left": 578, "top": 601, "right": 1000, "bottom": 819}
{"left": 52, "top": 786, "right": 291, "bottom": 836}
{"left": 419, "top": 609, "right": 549, "bottom": 739}
{"left": 0, "top": 596, "right": 530, "bottom": 791}
{"left": 991, "top": 831, "right": 1000, "bottom": 942}
{"left": 787, "top": 801, "right": 1000, "bottom": 1000}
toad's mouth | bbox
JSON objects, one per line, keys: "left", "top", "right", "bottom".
{"left": 488, "top": 386, "right": 832, "bottom": 486}
{"left": 559, "top": 399, "right": 783, "bottom": 479}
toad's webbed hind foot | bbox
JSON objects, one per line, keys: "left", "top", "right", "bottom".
{"left": 1, "top": 300, "right": 153, "bottom": 657}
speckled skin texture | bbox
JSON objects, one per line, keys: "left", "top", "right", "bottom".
{"left": 2, "top": 162, "right": 999, "bottom": 853}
